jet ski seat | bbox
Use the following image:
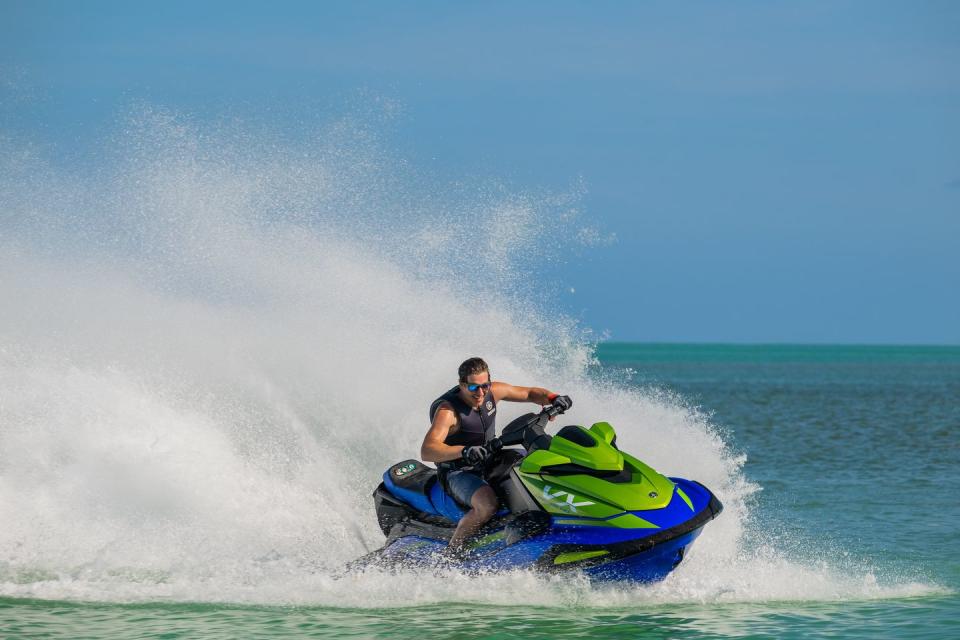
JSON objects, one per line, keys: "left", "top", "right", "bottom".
{"left": 383, "top": 460, "right": 468, "bottom": 522}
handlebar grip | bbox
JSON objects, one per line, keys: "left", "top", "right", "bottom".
{"left": 489, "top": 438, "right": 503, "bottom": 452}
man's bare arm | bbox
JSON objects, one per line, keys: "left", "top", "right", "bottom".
{"left": 420, "top": 404, "right": 465, "bottom": 462}
{"left": 491, "top": 381, "right": 556, "bottom": 405}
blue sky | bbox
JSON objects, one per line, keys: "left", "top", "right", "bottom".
{"left": 2, "top": 1, "right": 958, "bottom": 344}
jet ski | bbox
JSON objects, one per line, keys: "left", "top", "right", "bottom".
{"left": 356, "top": 403, "right": 723, "bottom": 582}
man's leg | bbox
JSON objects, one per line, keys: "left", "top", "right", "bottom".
{"left": 448, "top": 485, "right": 498, "bottom": 550}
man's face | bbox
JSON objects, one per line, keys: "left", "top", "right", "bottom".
{"left": 460, "top": 371, "right": 491, "bottom": 409}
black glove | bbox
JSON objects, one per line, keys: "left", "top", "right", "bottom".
{"left": 550, "top": 394, "right": 573, "bottom": 412}
{"left": 461, "top": 445, "right": 490, "bottom": 466}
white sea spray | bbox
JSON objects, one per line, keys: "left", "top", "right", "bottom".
{"left": 0, "top": 108, "right": 943, "bottom": 606}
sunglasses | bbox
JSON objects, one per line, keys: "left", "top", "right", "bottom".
{"left": 464, "top": 382, "right": 492, "bottom": 392}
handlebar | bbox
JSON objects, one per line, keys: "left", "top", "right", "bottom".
{"left": 488, "top": 401, "right": 570, "bottom": 454}
{"left": 544, "top": 403, "right": 565, "bottom": 419}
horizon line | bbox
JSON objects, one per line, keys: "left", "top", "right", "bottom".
{"left": 594, "top": 340, "right": 960, "bottom": 348}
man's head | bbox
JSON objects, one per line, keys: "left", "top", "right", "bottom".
{"left": 458, "top": 357, "right": 491, "bottom": 408}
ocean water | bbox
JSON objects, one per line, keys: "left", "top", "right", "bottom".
{"left": 2, "top": 111, "right": 958, "bottom": 638}
{"left": 2, "top": 344, "right": 958, "bottom": 638}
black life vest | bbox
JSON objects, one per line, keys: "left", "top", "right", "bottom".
{"left": 429, "top": 385, "right": 497, "bottom": 447}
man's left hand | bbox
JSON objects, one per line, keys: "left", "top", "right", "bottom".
{"left": 546, "top": 393, "right": 573, "bottom": 420}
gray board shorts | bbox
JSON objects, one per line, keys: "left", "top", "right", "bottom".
{"left": 444, "top": 469, "right": 489, "bottom": 507}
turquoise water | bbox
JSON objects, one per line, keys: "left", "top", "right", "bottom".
{"left": 3, "top": 597, "right": 958, "bottom": 639}
{"left": 2, "top": 344, "right": 957, "bottom": 638}
{"left": 596, "top": 344, "right": 960, "bottom": 584}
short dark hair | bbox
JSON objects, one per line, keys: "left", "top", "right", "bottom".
{"left": 458, "top": 357, "right": 490, "bottom": 382}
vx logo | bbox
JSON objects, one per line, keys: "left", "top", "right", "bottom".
{"left": 542, "top": 485, "right": 595, "bottom": 513}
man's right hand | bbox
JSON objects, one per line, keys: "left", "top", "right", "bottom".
{"left": 461, "top": 445, "right": 490, "bottom": 466}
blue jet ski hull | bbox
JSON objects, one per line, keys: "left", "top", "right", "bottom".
{"left": 363, "top": 460, "right": 722, "bottom": 583}
{"left": 374, "top": 524, "right": 706, "bottom": 583}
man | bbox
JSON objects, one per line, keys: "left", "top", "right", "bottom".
{"left": 421, "top": 357, "right": 572, "bottom": 552}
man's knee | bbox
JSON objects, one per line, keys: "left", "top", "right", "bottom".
{"left": 471, "top": 486, "right": 498, "bottom": 520}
